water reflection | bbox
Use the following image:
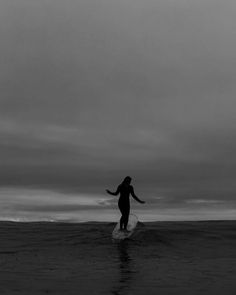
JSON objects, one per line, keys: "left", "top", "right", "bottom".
{"left": 111, "top": 241, "right": 137, "bottom": 295}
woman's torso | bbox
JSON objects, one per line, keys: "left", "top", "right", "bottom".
{"left": 118, "top": 184, "right": 131, "bottom": 204}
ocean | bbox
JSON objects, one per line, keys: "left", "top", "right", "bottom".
{"left": 1, "top": 220, "right": 236, "bottom": 294}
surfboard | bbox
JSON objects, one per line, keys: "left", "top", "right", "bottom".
{"left": 112, "top": 214, "right": 138, "bottom": 240}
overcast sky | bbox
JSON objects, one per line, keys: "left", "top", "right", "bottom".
{"left": 0, "top": 0, "right": 236, "bottom": 221}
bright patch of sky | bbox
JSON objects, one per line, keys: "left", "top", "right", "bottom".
{"left": 0, "top": 187, "right": 235, "bottom": 222}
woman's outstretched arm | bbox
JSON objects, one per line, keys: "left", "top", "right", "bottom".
{"left": 106, "top": 186, "right": 120, "bottom": 196}
{"left": 130, "top": 186, "right": 145, "bottom": 204}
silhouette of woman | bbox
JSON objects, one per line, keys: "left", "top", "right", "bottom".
{"left": 106, "top": 176, "right": 145, "bottom": 231}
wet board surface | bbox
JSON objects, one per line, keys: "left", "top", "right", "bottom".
{"left": 112, "top": 214, "right": 138, "bottom": 240}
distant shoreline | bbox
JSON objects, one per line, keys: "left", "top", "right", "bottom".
{"left": 1, "top": 219, "right": 236, "bottom": 224}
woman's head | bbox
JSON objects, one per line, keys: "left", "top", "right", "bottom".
{"left": 122, "top": 176, "right": 132, "bottom": 185}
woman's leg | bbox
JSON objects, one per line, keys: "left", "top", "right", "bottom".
{"left": 120, "top": 215, "right": 124, "bottom": 230}
{"left": 118, "top": 202, "right": 130, "bottom": 230}
{"left": 123, "top": 206, "right": 130, "bottom": 230}
{"left": 119, "top": 202, "right": 124, "bottom": 230}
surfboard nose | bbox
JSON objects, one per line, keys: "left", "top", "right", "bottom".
{"left": 112, "top": 214, "right": 138, "bottom": 240}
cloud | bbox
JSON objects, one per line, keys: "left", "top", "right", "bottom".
{"left": 0, "top": 187, "right": 114, "bottom": 215}
{"left": 186, "top": 199, "right": 225, "bottom": 204}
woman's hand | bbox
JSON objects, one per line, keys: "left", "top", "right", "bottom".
{"left": 106, "top": 186, "right": 120, "bottom": 196}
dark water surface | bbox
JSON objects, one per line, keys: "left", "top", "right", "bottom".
{"left": 1, "top": 221, "right": 236, "bottom": 294}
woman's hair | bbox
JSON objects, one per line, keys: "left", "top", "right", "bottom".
{"left": 121, "top": 176, "right": 132, "bottom": 186}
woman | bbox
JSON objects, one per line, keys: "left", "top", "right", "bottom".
{"left": 106, "top": 176, "right": 145, "bottom": 231}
